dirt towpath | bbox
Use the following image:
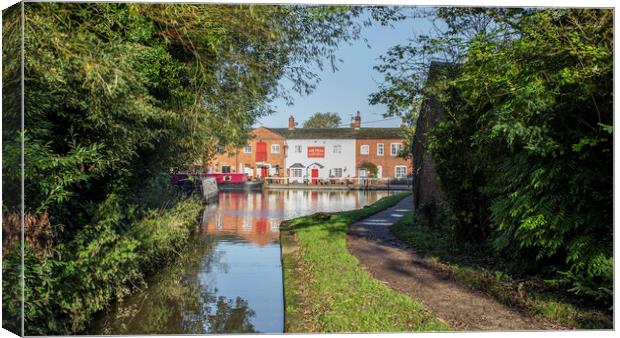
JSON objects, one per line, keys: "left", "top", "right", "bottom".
{"left": 347, "top": 195, "right": 562, "bottom": 331}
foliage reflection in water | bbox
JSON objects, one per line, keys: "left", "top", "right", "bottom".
{"left": 89, "top": 190, "right": 389, "bottom": 334}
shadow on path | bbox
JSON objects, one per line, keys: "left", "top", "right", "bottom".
{"left": 347, "top": 196, "right": 563, "bottom": 331}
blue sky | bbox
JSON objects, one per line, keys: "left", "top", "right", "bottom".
{"left": 257, "top": 10, "right": 435, "bottom": 129}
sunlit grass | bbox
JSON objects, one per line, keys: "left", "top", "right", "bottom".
{"left": 281, "top": 193, "right": 450, "bottom": 333}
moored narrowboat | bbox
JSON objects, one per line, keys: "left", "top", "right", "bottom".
{"left": 172, "top": 172, "right": 263, "bottom": 192}
{"left": 205, "top": 173, "right": 263, "bottom": 191}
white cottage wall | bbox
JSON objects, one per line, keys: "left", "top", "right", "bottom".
{"left": 285, "top": 139, "right": 356, "bottom": 183}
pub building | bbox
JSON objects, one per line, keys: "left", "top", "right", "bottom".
{"left": 209, "top": 112, "right": 411, "bottom": 183}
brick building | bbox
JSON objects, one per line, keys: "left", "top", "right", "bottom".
{"left": 355, "top": 137, "right": 410, "bottom": 179}
{"left": 209, "top": 112, "right": 412, "bottom": 181}
{"left": 209, "top": 127, "right": 286, "bottom": 178}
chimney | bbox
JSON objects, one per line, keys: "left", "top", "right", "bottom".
{"left": 352, "top": 111, "right": 361, "bottom": 130}
{"left": 288, "top": 115, "right": 295, "bottom": 130}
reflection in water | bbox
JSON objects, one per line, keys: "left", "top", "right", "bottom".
{"left": 208, "top": 296, "right": 256, "bottom": 333}
{"left": 89, "top": 190, "right": 389, "bottom": 334}
{"left": 89, "top": 235, "right": 258, "bottom": 334}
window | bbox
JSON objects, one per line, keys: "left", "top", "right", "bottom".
{"left": 360, "top": 145, "right": 369, "bottom": 155}
{"left": 333, "top": 168, "right": 343, "bottom": 178}
{"left": 271, "top": 144, "right": 280, "bottom": 154}
{"left": 221, "top": 165, "right": 231, "bottom": 173}
{"left": 216, "top": 145, "right": 224, "bottom": 154}
{"left": 358, "top": 168, "right": 367, "bottom": 177}
{"left": 377, "top": 143, "right": 384, "bottom": 156}
{"left": 295, "top": 145, "right": 303, "bottom": 153}
{"left": 377, "top": 166, "right": 383, "bottom": 178}
{"left": 391, "top": 143, "right": 402, "bottom": 156}
{"left": 395, "top": 166, "right": 407, "bottom": 178}
{"left": 333, "top": 145, "right": 342, "bottom": 154}
{"left": 244, "top": 144, "right": 252, "bottom": 153}
{"left": 291, "top": 168, "right": 303, "bottom": 177}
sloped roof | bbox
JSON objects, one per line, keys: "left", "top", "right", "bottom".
{"left": 308, "top": 162, "right": 325, "bottom": 168}
{"left": 267, "top": 127, "right": 402, "bottom": 140}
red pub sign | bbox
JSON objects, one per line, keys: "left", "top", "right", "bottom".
{"left": 307, "top": 146, "right": 325, "bottom": 158}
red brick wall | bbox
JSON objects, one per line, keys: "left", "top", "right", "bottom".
{"left": 355, "top": 139, "right": 412, "bottom": 178}
{"left": 210, "top": 128, "right": 286, "bottom": 177}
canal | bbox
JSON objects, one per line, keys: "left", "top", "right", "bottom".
{"left": 88, "top": 189, "right": 390, "bottom": 334}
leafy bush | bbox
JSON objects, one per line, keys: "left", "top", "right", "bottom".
{"left": 358, "top": 162, "right": 378, "bottom": 178}
{"left": 2, "top": 196, "right": 203, "bottom": 334}
{"left": 373, "top": 8, "right": 612, "bottom": 308}
{"left": 2, "top": 246, "right": 23, "bottom": 334}
{"left": 425, "top": 9, "right": 613, "bottom": 307}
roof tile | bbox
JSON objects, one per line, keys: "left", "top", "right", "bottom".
{"left": 267, "top": 127, "right": 402, "bottom": 139}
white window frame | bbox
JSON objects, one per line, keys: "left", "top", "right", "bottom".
{"left": 358, "top": 168, "right": 367, "bottom": 177}
{"left": 395, "top": 165, "right": 407, "bottom": 178}
{"left": 377, "top": 143, "right": 384, "bottom": 156}
{"left": 333, "top": 144, "right": 342, "bottom": 154}
{"left": 360, "top": 145, "right": 369, "bottom": 155}
{"left": 377, "top": 165, "right": 383, "bottom": 178}
{"left": 271, "top": 144, "right": 280, "bottom": 154}
{"left": 391, "top": 143, "right": 402, "bottom": 156}
{"left": 295, "top": 145, "right": 303, "bottom": 153}
{"left": 291, "top": 168, "right": 303, "bottom": 177}
{"left": 221, "top": 165, "right": 231, "bottom": 173}
{"left": 333, "top": 168, "right": 343, "bottom": 178}
{"left": 244, "top": 144, "right": 252, "bottom": 153}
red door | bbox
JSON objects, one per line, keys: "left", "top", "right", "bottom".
{"left": 256, "top": 142, "right": 267, "bottom": 161}
{"left": 311, "top": 168, "right": 319, "bottom": 184}
{"left": 261, "top": 167, "right": 268, "bottom": 178}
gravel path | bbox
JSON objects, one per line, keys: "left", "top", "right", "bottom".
{"left": 347, "top": 195, "right": 562, "bottom": 331}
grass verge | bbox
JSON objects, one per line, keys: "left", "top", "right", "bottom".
{"left": 390, "top": 212, "right": 612, "bottom": 329}
{"left": 280, "top": 192, "right": 450, "bottom": 333}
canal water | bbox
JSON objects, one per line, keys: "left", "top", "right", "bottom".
{"left": 89, "top": 190, "right": 390, "bottom": 334}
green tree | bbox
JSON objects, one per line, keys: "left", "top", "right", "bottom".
{"left": 2, "top": 3, "right": 404, "bottom": 334}
{"left": 371, "top": 8, "right": 613, "bottom": 306}
{"left": 358, "top": 162, "right": 378, "bottom": 178}
{"left": 303, "top": 112, "right": 342, "bottom": 128}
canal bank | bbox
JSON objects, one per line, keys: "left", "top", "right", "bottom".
{"left": 265, "top": 184, "right": 411, "bottom": 191}
{"left": 89, "top": 190, "right": 390, "bottom": 334}
{"left": 280, "top": 192, "right": 449, "bottom": 332}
